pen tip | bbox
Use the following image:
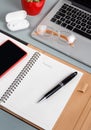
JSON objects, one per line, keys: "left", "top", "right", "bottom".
{"left": 37, "top": 99, "right": 41, "bottom": 103}
{"left": 37, "top": 97, "right": 45, "bottom": 103}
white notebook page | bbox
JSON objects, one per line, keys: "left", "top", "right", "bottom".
{"left": 1, "top": 50, "right": 83, "bottom": 130}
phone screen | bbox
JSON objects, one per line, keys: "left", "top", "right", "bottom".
{"left": 0, "top": 40, "right": 27, "bottom": 77}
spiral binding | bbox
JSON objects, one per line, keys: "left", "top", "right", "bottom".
{"left": 0, "top": 52, "right": 40, "bottom": 103}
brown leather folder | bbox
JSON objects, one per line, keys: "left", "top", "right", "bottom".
{"left": 0, "top": 43, "right": 91, "bottom": 130}
{"left": 28, "top": 44, "right": 91, "bottom": 130}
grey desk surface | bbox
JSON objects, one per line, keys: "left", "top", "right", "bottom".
{"left": 0, "top": 0, "right": 91, "bottom": 130}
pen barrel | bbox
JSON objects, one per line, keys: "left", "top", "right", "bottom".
{"left": 40, "top": 72, "right": 77, "bottom": 101}
{"left": 62, "top": 71, "right": 77, "bottom": 85}
{"left": 45, "top": 84, "right": 63, "bottom": 98}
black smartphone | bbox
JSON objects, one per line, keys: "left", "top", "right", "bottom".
{"left": 0, "top": 40, "right": 27, "bottom": 78}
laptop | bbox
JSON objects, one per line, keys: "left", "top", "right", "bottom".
{"left": 31, "top": 0, "right": 91, "bottom": 67}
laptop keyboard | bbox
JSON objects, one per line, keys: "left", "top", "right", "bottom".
{"left": 51, "top": 3, "right": 91, "bottom": 39}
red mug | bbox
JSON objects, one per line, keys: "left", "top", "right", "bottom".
{"left": 21, "top": 0, "right": 45, "bottom": 15}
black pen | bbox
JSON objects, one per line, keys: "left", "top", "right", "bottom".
{"left": 37, "top": 71, "right": 77, "bottom": 103}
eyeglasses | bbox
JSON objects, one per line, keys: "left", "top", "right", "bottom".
{"left": 33, "top": 25, "right": 76, "bottom": 47}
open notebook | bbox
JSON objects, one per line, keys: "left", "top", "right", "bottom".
{"left": 0, "top": 32, "right": 83, "bottom": 130}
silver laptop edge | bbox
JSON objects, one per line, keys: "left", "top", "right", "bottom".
{"left": 31, "top": 0, "right": 91, "bottom": 67}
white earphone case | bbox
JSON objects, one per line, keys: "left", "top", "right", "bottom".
{"left": 5, "top": 10, "right": 30, "bottom": 31}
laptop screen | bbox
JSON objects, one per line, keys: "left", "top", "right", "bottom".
{"left": 72, "top": 0, "right": 91, "bottom": 9}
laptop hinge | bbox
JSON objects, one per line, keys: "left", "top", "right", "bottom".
{"left": 71, "top": 1, "right": 91, "bottom": 13}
